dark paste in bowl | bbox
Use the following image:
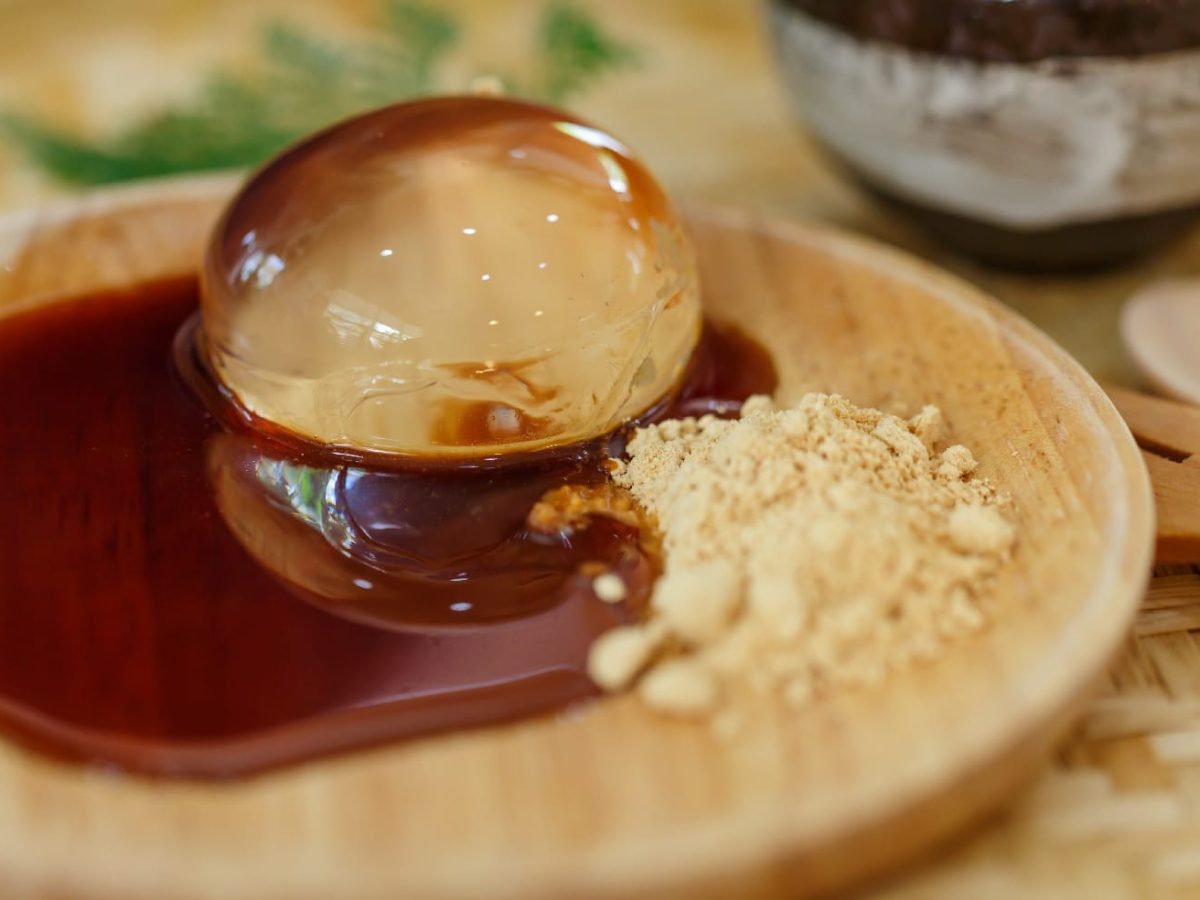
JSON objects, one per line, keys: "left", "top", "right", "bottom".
{"left": 770, "top": 0, "right": 1200, "bottom": 270}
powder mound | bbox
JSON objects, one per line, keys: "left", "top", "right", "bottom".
{"left": 588, "top": 393, "right": 1015, "bottom": 719}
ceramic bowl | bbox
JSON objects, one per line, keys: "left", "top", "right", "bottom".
{"left": 768, "top": 0, "right": 1200, "bottom": 270}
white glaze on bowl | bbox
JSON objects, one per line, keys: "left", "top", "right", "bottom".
{"left": 770, "top": 4, "right": 1200, "bottom": 230}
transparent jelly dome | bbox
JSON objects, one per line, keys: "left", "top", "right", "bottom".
{"left": 200, "top": 96, "right": 702, "bottom": 457}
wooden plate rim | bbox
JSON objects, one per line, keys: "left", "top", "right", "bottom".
{"left": 0, "top": 179, "right": 1156, "bottom": 899}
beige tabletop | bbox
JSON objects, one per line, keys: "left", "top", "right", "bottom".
{"left": 2, "top": 1, "right": 1200, "bottom": 897}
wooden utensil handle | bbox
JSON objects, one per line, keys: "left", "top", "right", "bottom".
{"left": 1108, "top": 386, "right": 1200, "bottom": 563}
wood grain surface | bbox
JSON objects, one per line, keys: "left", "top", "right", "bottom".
{"left": 0, "top": 179, "right": 1155, "bottom": 899}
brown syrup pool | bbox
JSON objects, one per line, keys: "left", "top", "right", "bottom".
{"left": 0, "top": 279, "right": 775, "bottom": 778}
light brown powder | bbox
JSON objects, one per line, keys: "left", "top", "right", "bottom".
{"left": 587, "top": 393, "right": 1015, "bottom": 718}
{"left": 527, "top": 483, "right": 647, "bottom": 537}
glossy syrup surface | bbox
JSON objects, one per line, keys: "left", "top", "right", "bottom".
{"left": 0, "top": 280, "right": 775, "bottom": 779}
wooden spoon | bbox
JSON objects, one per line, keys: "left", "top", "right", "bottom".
{"left": 1107, "top": 386, "right": 1200, "bottom": 563}
{"left": 1121, "top": 280, "right": 1200, "bottom": 407}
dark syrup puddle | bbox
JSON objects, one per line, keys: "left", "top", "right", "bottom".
{"left": 0, "top": 278, "right": 775, "bottom": 777}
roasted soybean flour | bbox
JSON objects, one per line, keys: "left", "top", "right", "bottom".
{"left": 588, "top": 394, "right": 1015, "bottom": 720}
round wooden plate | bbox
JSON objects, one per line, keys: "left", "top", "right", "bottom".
{"left": 0, "top": 177, "right": 1154, "bottom": 900}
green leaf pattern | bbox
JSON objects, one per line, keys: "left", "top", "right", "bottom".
{"left": 1, "top": 1, "right": 637, "bottom": 186}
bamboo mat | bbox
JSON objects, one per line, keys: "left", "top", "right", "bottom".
{"left": 2, "top": 1, "right": 1200, "bottom": 897}
{"left": 868, "top": 567, "right": 1200, "bottom": 900}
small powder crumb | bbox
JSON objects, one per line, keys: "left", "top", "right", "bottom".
{"left": 908, "top": 405, "right": 945, "bottom": 449}
{"left": 947, "top": 504, "right": 1016, "bottom": 556}
{"left": 938, "top": 444, "right": 978, "bottom": 480}
{"left": 588, "top": 624, "right": 665, "bottom": 691}
{"left": 639, "top": 659, "right": 719, "bottom": 715}
{"left": 652, "top": 561, "right": 742, "bottom": 645}
{"left": 740, "top": 394, "right": 775, "bottom": 418}
{"left": 589, "top": 392, "right": 1015, "bottom": 718}
{"left": 593, "top": 573, "right": 628, "bottom": 604}
{"left": 527, "top": 483, "right": 645, "bottom": 536}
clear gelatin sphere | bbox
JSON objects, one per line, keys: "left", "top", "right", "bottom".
{"left": 201, "top": 96, "right": 702, "bottom": 457}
